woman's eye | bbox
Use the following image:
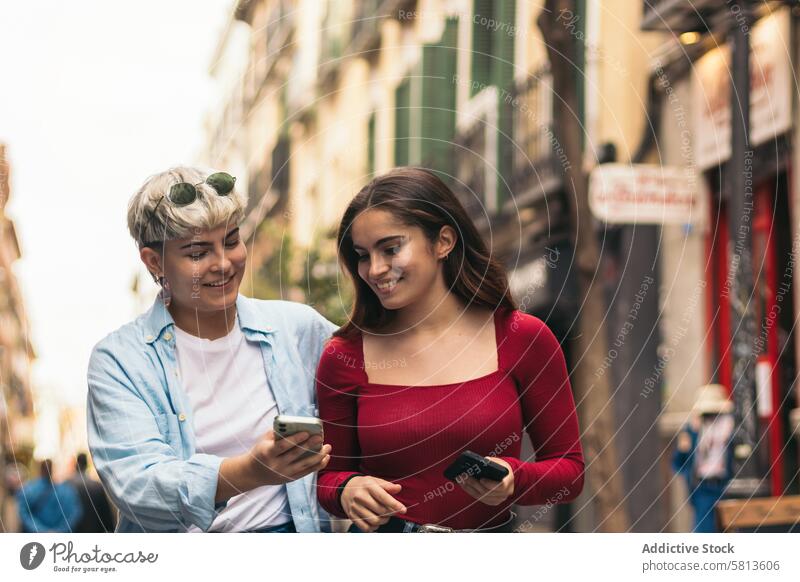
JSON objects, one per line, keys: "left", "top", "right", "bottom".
{"left": 225, "top": 239, "right": 240, "bottom": 247}
{"left": 190, "top": 252, "right": 207, "bottom": 261}
{"left": 356, "top": 254, "right": 368, "bottom": 262}
{"left": 385, "top": 246, "right": 400, "bottom": 255}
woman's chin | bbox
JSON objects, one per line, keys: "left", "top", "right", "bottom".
{"left": 196, "top": 284, "right": 240, "bottom": 308}
{"left": 378, "top": 294, "right": 407, "bottom": 310}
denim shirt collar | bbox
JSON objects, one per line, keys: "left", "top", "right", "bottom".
{"left": 141, "top": 294, "right": 278, "bottom": 344}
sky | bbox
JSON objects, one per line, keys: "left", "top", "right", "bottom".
{"left": 0, "top": 0, "right": 234, "bottom": 456}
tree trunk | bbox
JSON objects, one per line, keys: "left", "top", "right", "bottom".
{"left": 538, "top": 0, "right": 630, "bottom": 532}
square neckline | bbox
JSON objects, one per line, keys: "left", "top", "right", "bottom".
{"left": 358, "top": 308, "right": 504, "bottom": 388}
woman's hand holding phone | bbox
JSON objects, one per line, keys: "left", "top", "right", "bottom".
{"left": 341, "top": 476, "right": 407, "bottom": 532}
{"left": 243, "top": 430, "right": 331, "bottom": 484}
{"left": 217, "top": 430, "right": 331, "bottom": 503}
{"left": 457, "top": 457, "right": 515, "bottom": 506}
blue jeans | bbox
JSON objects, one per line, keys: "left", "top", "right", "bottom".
{"left": 248, "top": 521, "right": 297, "bottom": 533}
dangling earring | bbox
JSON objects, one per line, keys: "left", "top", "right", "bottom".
{"left": 158, "top": 275, "right": 172, "bottom": 307}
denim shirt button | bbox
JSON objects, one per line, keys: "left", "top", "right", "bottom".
{"left": 178, "top": 413, "right": 187, "bottom": 422}
{"left": 164, "top": 332, "right": 173, "bottom": 341}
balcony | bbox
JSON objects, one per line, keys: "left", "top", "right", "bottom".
{"left": 452, "top": 67, "right": 567, "bottom": 227}
{"left": 453, "top": 87, "right": 498, "bottom": 226}
{"left": 318, "top": 1, "right": 350, "bottom": 86}
{"left": 641, "top": 0, "right": 726, "bottom": 32}
{"left": 243, "top": 0, "right": 295, "bottom": 111}
{"left": 348, "top": 0, "right": 382, "bottom": 58}
{"left": 318, "top": 0, "right": 417, "bottom": 84}
{"left": 507, "top": 68, "right": 562, "bottom": 209}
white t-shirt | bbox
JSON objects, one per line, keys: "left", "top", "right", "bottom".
{"left": 174, "top": 318, "right": 292, "bottom": 532}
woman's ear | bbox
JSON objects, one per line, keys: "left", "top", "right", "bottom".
{"left": 436, "top": 225, "right": 457, "bottom": 259}
{"left": 140, "top": 246, "right": 164, "bottom": 279}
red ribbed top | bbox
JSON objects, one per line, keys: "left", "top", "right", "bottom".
{"left": 315, "top": 308, "right": 584, "bottom": 530}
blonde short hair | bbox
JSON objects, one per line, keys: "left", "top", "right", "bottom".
{"left": 127, "top": 166, "right": 248, "bottom": 249}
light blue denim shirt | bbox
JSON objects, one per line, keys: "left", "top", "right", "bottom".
{"left": 86, "top": 294, "right": 337, "bottom": 532}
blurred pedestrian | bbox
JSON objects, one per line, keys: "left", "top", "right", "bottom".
{"left": 2, "top": 458, "right": 27, "bottom": 532}
{"left": 672, "top": 384, "right": 735, "bottom": 533}
{"left": 87, "top": 166, "right": 335, "bottom": 532}
{"left": 16, "top": 459, "right": 82, "bottom": 533}
{"left": 68, "top": 453, "right": 115, "bottom": 532}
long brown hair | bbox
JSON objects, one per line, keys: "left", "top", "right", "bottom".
{"left": 335, "top": 167, "right": 516, "bottom": 339}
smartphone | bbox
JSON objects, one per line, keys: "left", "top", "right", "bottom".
{"left": 444, "top": 450, "right": 509, "bottom": 482}
{"left": 273, "top": 415, "right": 324, "bottom": 458}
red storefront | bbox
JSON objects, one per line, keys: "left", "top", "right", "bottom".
{"left": 697, "top": 8, "right": 799, "bottom": 496}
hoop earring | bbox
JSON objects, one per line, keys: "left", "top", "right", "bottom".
{"left": 158, "top": 275, "right": 172, "bottom": 307}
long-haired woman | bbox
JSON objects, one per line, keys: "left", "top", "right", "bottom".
{"left": 316, "top": 167, "right": 584, "bottom": 532}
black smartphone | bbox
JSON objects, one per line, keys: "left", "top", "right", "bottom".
{"left": 444, "top": 450, "right": 509, "bottom": 482}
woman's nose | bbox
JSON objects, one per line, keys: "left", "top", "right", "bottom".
{"left": 368, "top": 255, "right": 391, "bottom": 280}
{"left": 211, "top": 248, "right": 234, "bottom": 273}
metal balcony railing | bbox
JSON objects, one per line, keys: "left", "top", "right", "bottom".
{"left": 508, "top": 68, "right": 562, "bottom": 206}
{"left": 641, "top": 0, "right": 722, "bottom": 32}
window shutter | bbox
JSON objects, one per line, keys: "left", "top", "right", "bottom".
{"left": 493, "top": 0, "right": 516, "bottom": 206}
{"left": 471, "top": 0, "right": 493, "bottom": 95}
{"left": 420, "top": 17, "right": 458, "bottom": 175}
{"left": 394, "top": 78, "right": 411, "bottom": 166}
{"left": 367, "top": 112, "right": 376, "bottom": 176}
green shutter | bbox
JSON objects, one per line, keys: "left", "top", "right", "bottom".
{"left": 367, "top": 112, "right": 376, "bottom": 176}
{"left": 420, "top": 17, "right": 458, "bottom": 175}
{"left": 471, "top": 0, "right": 493, "bottom": 95}
{"left": 394, "top": 79, "right": 411, "bottom": 166}
{"left": 494, "top": 0, "right": 515, "bottom": 206}
{"left": 409, "top": 61, "right": 423, "bottom": 165}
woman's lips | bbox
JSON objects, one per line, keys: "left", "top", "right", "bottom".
{"left": 203, "top": 273, "right": 235, "bottom": 289}
{"left": 375, "top": 277, "right": 402, "bottom": 295}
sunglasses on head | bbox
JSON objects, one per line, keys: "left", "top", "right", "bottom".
{"left": 142, "top": 172, "right": 236, "bottom": 248}
{"left": 151, "top": 172, "right": 236, "bottom": 215}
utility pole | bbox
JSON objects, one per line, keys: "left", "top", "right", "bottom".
{"left": 724, "top": 0, "right": 770, "bottom": 498}
{"left": 538, "top": 0, "right": 630, "bottom": 531}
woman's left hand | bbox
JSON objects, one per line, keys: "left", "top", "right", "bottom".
{"left": 457, "top": 457, "right": 514, "bottom": 506}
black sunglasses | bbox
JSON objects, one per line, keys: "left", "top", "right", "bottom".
{"left": 142, "top": 172, "right": 236, "bottom": 248}
{"left": 151, "top": 172, "right": 236, "bottom": 215}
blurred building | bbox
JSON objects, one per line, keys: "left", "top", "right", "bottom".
{"left": 203, "top": 0, "right": 800, "bottom": 531}
{"left": 0, "top": 143, "right": 36, "bottom": 532}
{"left": 641, "top": 0, "right": 800, "bottom": 513}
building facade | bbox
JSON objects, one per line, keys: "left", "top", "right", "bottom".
{"left": 202, "top": 0, "right": 800, "bottom": 531}
{"left": 641, "top": 0, "right": 800, "bottom": 519}
{"left": 0, "top": 144, "right": 36, "bottom": 532}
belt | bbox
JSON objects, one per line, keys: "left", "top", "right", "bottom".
{"left": 376, "top": 512, "right": 515, "bottom": 533}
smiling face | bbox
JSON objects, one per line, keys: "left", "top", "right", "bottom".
{"left": 350, "top": 208, "right": 453, "bottom": 311}
{"left": 140, "top": 223, "right": 246, "bottom": 313}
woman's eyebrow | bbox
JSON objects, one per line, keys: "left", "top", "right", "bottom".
{"left": 179, "top": 228, "right": 240, "bottom": 249}
{"left": 353, "top": 235, "right": 404, "bottom": 251}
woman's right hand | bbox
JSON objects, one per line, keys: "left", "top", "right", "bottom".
{"left": 217, "top": 431, "right": 330, "bottom": 502}
{"left": 247, "top": 430, "right": 331, "bottom": 486}
{"left": 341, "top": 476, "right": 406, "bottom": 532}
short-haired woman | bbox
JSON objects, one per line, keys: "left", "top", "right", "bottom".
{"left": 316, "top": 168, "right": 584, "bottom": 532}
{"left": 87, "top": 166, "right": 334, "bottom": 532}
